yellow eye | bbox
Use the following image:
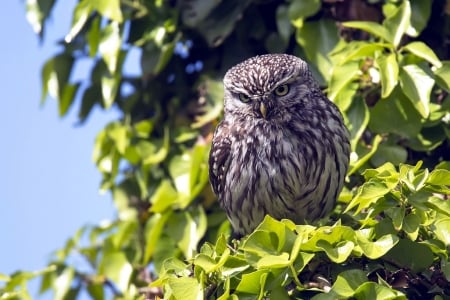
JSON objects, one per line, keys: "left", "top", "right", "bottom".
{"left": 274, "top": 84, "right": 289, "bottom": 96}
{"left": 239, "top": 93, "right": 251, "bottom": 103}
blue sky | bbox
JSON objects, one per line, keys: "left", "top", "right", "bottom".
{"left": 0, "top": 1, "right": 121, "bottom": 296}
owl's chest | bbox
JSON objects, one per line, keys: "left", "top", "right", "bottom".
{"left": 230, "top": 124, "right": 303, "bottom": 175}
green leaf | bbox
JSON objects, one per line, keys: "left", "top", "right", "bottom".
{"left": 384, "top": 239, "right": 433, "bottom": 273}
{"left": 316, "top": 240, "right": 354, "bottom": 263}
{"left": 99, "top": 251, "right": 132, "bottom": 293}
{"left": 107, "top": 123, "right": 128, "bottom": 154}
{"left": 276, "top": 5, "right": 293, "bottom": 42}
{"left": 403, "top": 213, "right": 420, "bottom": 240}
{"left": 401, "top": 41, "right": 442, "bottom": 68}
{"left": 95, "top": 0, "right": 123, "bottom": 22}
{"left": 408, "top": 0, "right": 432, "bottom": 37}
{"left": 328, "top": 61, "right": 360, "bottom": 101}
{"left": 346, "top": 98, "right": 369, "bottom": 151}
{"left": 370, "top": 143, "right": 407, "bottom": 167}
{"left": 53, "top": 267, "right": 74, "bottom": 300}
{"left": 78, "top": 85, "right": 100, "bottom": 122}
{"left": 25, "top": 0, "right": 56, "bottom": 35}
{"left": 144, "top": 212, "right": 172, "bottom": 262}
{"left": 257, "top": 253, "right": 290, "bottom": 269}
{"left": 65, "top": 0, "right": 92, "bottom": 43}
{"left": 296, "top": 19, "right": 339, "bottom": 81}
{"left": 369, "top": 91, "right": 422, "bottom": 138}
{"left": 235, "top": 270, "right": 269, "bottom": 294}
{"left": 356, "top": 233, "right": 399, "bottom": 259}
{"left": 345, "top": 179, "right": 392, "bottom": 214}
{"left": 86, "top": 282, "right": 104, "bottom": 300}
{"left": 99, "top": 22, "right": 122, "bottom": 74}
{"left": 433, "top": 218, "right": 450, "bottom": 245}
{"left": 383, "top": 0, "right": 411, "bottom": 48}
{"left": 288, "top": 0, "right": 321, "bottom": 25}
{"left": 41, "top": 54, "right": 74, "bottom": 105}
{"left": 399, "top": 64, "right": 434, "bottom": 118}
{"left": 434, "top": 61, "right": 450, "bottom": 91}
{"left": 342, "top": 21, "right": 391, "bottom": 43}
{"left": 348, "top": 135, "right": 383, "bottom": 176}
{"left": 330, "top": 269, "right": 367, "bottom": 297}
{"left": 168, "top": 277, "right": 203, "bottom": 300}
{"left": 58, "top": 83, "right": 80, "bottom": 117}
{"left": 375, "top": 52, "right": 399, "bottom": 98}
{"left": 331, "top": 42, "right": 389, "bottom": 65}
{"left": 427, "top": 169, "right": 450, "bottom": 185}
{"left": 353, "top": 282, "right": 406, "bottom": 299}
{"left": 166, "top": 209, "right": 207, "bottom": 260}
{"left": 150, "top": 180, "right": 178, "bottom": 213}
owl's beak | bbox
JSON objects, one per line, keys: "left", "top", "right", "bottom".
{"left": 259, "top": 102, "right": 267, "bottom": 118}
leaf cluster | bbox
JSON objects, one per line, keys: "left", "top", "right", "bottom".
{"left": 2, "top": 0, "right": 450, "bottom": 299}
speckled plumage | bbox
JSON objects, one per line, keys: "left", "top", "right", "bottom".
{"left": 209, "top": 54, "right": 350, "bottom": 237}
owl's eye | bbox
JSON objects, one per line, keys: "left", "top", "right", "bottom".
{"left": 274, "top": 84, "right": 290, "bottom": 96}
{"left": 239, "top": 93, "right": 251, "bottom": 103}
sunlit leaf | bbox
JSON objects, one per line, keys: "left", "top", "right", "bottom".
{"left": 25, "top": 0, "right": 56, "bottom": 36}
{"left": 401, "top": 41, "right": 442, "bottom": 68}
{"left": 99, "top": 251, "right": 132, "bottom": 293}
{"left": 65, "top": 0, "right": 92, "bottom": 43}
{"left": 235, "top": 270, "right": 269, "bottom": 294}
{"left": 434, "top": 62, "right": 450, "bottom": 91}
{"left": 353, "top": 282, "right": 406, "bottom": 299}
{"left": 99, "top": 22, "right": 122, "bottom": 74}
{"left": 356, "top": 233, "right": 399, "bottom": 259}
{"left": 383, "top": 0, "right": 411, "bottom": 47}
{"left": 375, "top": 52, "right": 399, "bottom": 98}
{"left": 403, "top": 213, "right": 420, "bottom": 240}
{"left": 330, "top": 269, "right": 367, "bottom": 298}
{"left": 433, "top": 218, "right": 450, "bottom": 245}
{"left": 399, "top": 65, "right": 434, "bottom": 118}
{"left": 168, "top": 277, "right": 203, "bottom": 300}
{"left": 342, "top": 21, "right": 391, "bottom": 43}
{"left": 328, "top": 61, "right": 360, "bottom": 101}
{"left": 53, "top": 267, "right": 74, "bottom": 300}
{"left": 95, "top": 0, "right": 123, "bottom": 22}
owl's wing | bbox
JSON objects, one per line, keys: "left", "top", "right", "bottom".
{"left": 208, "top": 122, "right": 232, "bottom": 196}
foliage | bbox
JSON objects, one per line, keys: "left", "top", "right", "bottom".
{"left": 2, "top": 0, "right": 450, "bottom": 299}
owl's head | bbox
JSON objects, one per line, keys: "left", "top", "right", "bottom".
{"left": 223, "top": 54, "right": 320, "bottom": 121}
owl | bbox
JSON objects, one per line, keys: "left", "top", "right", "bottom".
{"left": 209, "top": 54, "right": 350, "bottom": 237}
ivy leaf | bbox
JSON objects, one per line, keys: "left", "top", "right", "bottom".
{"left": 330, "top": 269, "right": 367, "bottom": 298}
{"left": 384, "top": 239, "right": 434, "bottom": 273}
